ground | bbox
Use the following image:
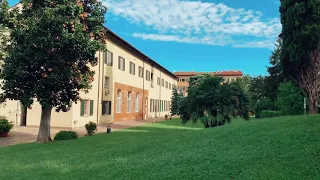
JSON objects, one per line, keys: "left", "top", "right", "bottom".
{"left": 0, "top": 115, "right": 319, "bottom": 179}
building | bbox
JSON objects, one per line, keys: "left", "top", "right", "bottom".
{"left": 174, "top": 71, "right": 243, "bottom": 96}
{"left": 0, "top": 27, "right": 177, "bottom": 129}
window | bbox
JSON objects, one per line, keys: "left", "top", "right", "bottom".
{"left": 139, "top": 66, "right": 144, "bottom": 78}
{"left": 80, "top": 100, "right": 93, "bottom": 116}
{"left": 105, "top": 76, "right": 110, "bottom": 89}
{"left": 102, "top": 101, "right": 111, "bottom": 115}
{"left": 157, "top": 77, "right": 160, "bottom": 85}
{"left": 104, "top": 51, "right": 113, "bottom": 66}
{"left": 150, "top": 99, "right": 153, "bottom": 113}
{"left": 135, "top": 93, "right": 139, "bottom": 112}
{"left": 169, "top": 83, "right": 171, "bottom": 89}
{"left": 127, "top": 92, "right": 132, "bottom": 113}
{"left": 146, "top": 70, "right": 151, "bottom": 81}
{"left": 116, "top": 90, "right": 121, "bottom": 113}
{"left": 129, "top": 62, "right": 135, "bottom": 75}
{"left": 104, "top": 77, "right": 110, "bottom": 95}
{"left": 161, "top": 79, "right": 164, "bottom": 87}
{"left": 118, "top": 56, "right": 125, "bottom": 71}
{"left": 165, "top": 81, "right": 168, "bottom": 88}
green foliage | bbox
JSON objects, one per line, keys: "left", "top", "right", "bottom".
{"left": 0, "top": 118, "right": 13, "bottom": 134}
{"left": 276, "top": 81, "right": 304, "bottom": 115}
{"left": 249, "top": 76, "right": 268, "bottom": 108}
{"left": 0, "top": 0, "right": 107, "bottom": 111}
{"left": 260, "top": 110, "right": 283, "bottom": 119}
{"left": 266, "top": 38, "right": 284, "bottom": 102}
{"left": 254, "top": 99, "right": 275, "bottom": 118}
{"left": 280, "top": 0, "right": 320, "bottom": 79}
{"left": 54, "top": 131, "right": 78, "bottom": 141}
{"left": 170, "top": 87, "right": 183, "bottom": 116}
{"left": 85, "top": 121, "right": 97, "bottom": 136}
{"left": 178, "top": 97, "right": 191, "bottom": 122}
{"left": 180, "top": 76, "right": 250, "bottom": 128}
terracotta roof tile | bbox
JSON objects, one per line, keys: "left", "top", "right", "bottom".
{"left": 174, "top": 71, "right": 243, "bottom": 76}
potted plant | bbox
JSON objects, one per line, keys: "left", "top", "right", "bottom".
{"left": 165, "top": 114, "right": 168, "bottom": 120}
{"left": 0, "top": 119, "right": 13, "bottom": 137}
{"left": 85, "top": 121, "right": 97, "bottom": 136}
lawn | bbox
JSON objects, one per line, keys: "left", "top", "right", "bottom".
{"left": 0, "top": 116, "right": 319, "bottom": 180}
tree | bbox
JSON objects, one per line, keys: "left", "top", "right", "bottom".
{"left": 0, "top": 1, "right": 10, "bottom": 63}
{"left": 266, "top": 38, "right": 284, "bottom": 102}
{"left": 280, "top": 0, "right": 320, "bottom": 80}
{"left": 276, "top": 81, "right": 304, "bottom": 115}
{"left": 180, "top": 76, "right": 250, "bottom": 128}
{"left": 170, "top": 87, "right": 182, "bottom": 116}
{"left": 0, "top": 0, "right": 107, "bottom": 143}
{"left": 248, "top": 76, "right": 268, "bottom": 108}
{"left": 235, "top": 75, "right": 251, "bottom": 94}
{"left": 296, "top": 47, "right": 320, "bottom": 114}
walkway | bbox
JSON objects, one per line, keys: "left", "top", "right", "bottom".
{"left": 0, "top": 118, "right": 167, "bottom": 148}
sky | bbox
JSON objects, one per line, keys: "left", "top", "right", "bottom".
{"left": 8, "top": 0, "right": 282, "bottom": 76}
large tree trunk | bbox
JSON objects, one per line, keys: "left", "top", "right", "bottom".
{"left": 308, "top": 96, "right": 318, "bottom": 115}
{"left": 36, "top": 105, "right": 53, "bottom": 143}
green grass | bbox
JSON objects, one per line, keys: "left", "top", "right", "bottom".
{"left": 0, "top": 116, "right": 319, "bottom": 180}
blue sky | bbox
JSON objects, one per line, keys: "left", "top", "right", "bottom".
{"left": 9, "top": 0, "right": 281, "bottom": 76}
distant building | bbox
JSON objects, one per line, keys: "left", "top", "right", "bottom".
{"left": 174, "top": 71, "right": 243, "bottom": 96}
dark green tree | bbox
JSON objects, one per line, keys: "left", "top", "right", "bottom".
{"left": 266, "top": 38, "right": 284, "bottom": 102}
{"left": 170, "top": 87, "right": 182, "bottom": 116}
{"left": 280, "top": 0, "right": 320, "bottom": 80}
{"left": 180, "top": 76, "right": 250, "bottom": 128}
{"left": 276, "top": 81, "right": 304, "bottom": 115}
{"left": 0, "top": 0, "right": 106, "bottom": 143}
{"left": 248, "top": 76, "right": 268, "bottom": 108}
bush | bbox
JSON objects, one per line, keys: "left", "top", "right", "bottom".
{"left": 0, "top": 119, "right": 13, "bottom": 134}
{"left": 254, "top": 99, "right": 275, "bottom": 118}
{"left": 85, "top": 121, "right": 97, "bottom": 136}
{"left": 54, "top": 131, "right": 78, "bottom": 141}
{"left": 276, "top": 81, "right": 304, "bottom": 115}
{"left": 260, "top": 110, "right": 282, "bottom": 118}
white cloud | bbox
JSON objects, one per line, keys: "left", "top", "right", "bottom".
{"left": 103, "top": 0, "right": 281, "bottom": 49}
{"left": 132, "top": 33, "right": 232, "bottom": 46}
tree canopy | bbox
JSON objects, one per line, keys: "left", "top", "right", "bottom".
{"left": 0, "top": 0, "right": 107, "bottom": 142}
{"left": 179, "top": 75, "right": 250, "bottom": 128}
{"left": 280, "top": 0, "right": 320, "bottom": 79}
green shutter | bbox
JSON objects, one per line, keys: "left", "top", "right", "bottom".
{"left": 80, "top": 100, "right": 85, "bottom": 116}
{"left": 90, "top": 100, "right": 94, "bottom": 116}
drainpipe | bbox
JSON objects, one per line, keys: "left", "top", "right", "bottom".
{"left": 96, "top": 51, "right": 102, "bottom": 124}
{"left": 159, "top": 69, "right": 162, "bottom": 118}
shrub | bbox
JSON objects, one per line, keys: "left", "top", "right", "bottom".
{"left": 85, "top": 121, "right": 97, "bottom": 136}
{"left": 54, "top": 131, "right": 78, "bottom": 141}
{"left": 260, "top": 110, "right": 283, "bottom": 118}
{"left": 0, "top": 119, "right": 13, "bottom": 135}
{"left": 254, "top": 99, "right": 275, "bottom": 118}
{"left": 276, "top": 81, "right": 304, "bottom": 115}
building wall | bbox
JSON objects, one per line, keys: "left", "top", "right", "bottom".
{"left": 26, "top": 102, "right": 73, "bottom": 129}
{"left": 113, "top": 82, "right": 148, "bottom": 121}
{"left": 0, "top": 99, "right": 21, "bottom": 126}
{"left": 105, "top": 37, "right": 177, "bottom": 120}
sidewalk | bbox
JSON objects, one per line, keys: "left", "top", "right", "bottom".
{"left": 0, "top": 118, "right": 168, "bottom": 148}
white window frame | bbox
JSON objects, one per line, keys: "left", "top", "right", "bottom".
{"left": 130, "top": 62, "right": 135, "bottom": 75}
{"left": 135, "top": 93, "right": 139, "bottom": 112}
{"left": 116, "top": 90, "right": 121, "bottom": 113}
{"left": 127, "top": 92, "right": 131, "bottom": 113}
{"left": 105, "top": 51, "right": 113, "bottom": 66}
{"left": 84, "top": 100, "right": 90, "bottom": 116}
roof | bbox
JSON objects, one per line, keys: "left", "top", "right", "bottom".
{"left": 174, "top": 71, "right": 243, "bottom": 77}
{"left": 105, "top": 28, "right": 177, "bottom": 79}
